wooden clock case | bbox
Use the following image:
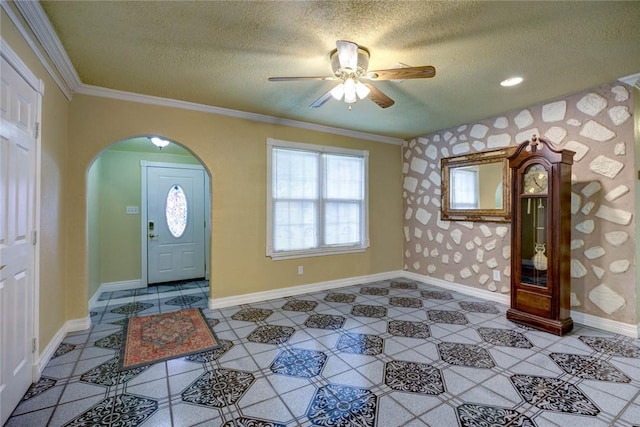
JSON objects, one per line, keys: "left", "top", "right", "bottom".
{"left": 507, "top": 136, "right": 574, "bottom": 336}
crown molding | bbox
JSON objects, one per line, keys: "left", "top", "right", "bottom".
{"left": 1, "top": 0, "right": 70, "bottom": 99}
{"left": 9, "top": 0, "right": 403, "bottom": 145}
{"left": 13, "top": 0, "right": 81, "bottom": 92}
{"left": 619, "top": 72, "right": 640, "bottom": 89}
{"left": 76, "top": 84, "right": 405, "bottom": 145}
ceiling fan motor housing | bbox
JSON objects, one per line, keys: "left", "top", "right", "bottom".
{"left": 330, "top": 46, "right": 370, "bottom": 77}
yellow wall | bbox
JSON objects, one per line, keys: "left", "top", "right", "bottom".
{"left": 1, "top": 9, "right": 70, "bottom": 349}
{"left": 68, "top": 95, "right": 403, "bottom": 319}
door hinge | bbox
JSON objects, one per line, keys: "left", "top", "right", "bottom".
{"left": 32, "top": 338, "right": 37, "bottom": 353}
{"left": 32, "top": 230, "right": 38, "bottom": 245}
{"left": 34, "top": 122, "right": 40, "bottom": 139}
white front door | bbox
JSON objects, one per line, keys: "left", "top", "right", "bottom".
{"left": 0, "top": 54, "right": 39, "bottom": 425}
{"left": 146, "top": 164, "right": 206, "bottom": 284}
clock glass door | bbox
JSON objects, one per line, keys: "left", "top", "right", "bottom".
{"left": 520, "top": 163, "right": 549, "bottom": 288}
{"left": 520, "top": 197, "right": 547, "bottom": 287}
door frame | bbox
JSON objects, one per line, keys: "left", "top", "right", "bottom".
{"left": 140, "top": 161, "right": 210, "bottom": 286}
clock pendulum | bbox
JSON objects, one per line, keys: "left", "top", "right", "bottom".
{"left": 532, "top": 198, "right": 547, "bottom": 271}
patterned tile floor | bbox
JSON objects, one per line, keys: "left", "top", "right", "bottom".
{"left": 7, "top": 278, "right": 640, "bottom": 426}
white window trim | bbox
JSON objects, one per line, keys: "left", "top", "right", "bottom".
{"left": 266, "top": 138, "right": 369, "bottom": 260}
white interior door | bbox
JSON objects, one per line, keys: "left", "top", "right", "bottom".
{"left": 0, "top": 55, "right": 38, "bottom": 425}
{"left": 147, "top": 165, "right": 206, "bottom": 284}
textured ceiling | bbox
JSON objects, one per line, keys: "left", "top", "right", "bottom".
{"left": 40, "top": 1, "right": 640, "bottom": 140}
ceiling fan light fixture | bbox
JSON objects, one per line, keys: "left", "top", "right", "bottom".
{"left": 330, "top": 83, "right": 345, "bottom": 100}
{"left": 355, "top": 81, "right": 370, "bottom": 100}
{"left": 343, "top": 78, "right": 357, "bottom": 103}
{"left": 344, "top": 92, "right": 357, "bottom": 104}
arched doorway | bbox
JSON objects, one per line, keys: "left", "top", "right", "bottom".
{"left": 86, "top": 136, "right": 211, "bottom": 306}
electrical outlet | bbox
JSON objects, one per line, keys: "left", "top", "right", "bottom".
{"left": 126, "top": 206, "right": 139, "bottom": 215}
{"left": 493, "top": 270, "right": 501, "bottom": 281}
{"left": 297, "top": 266, "right": 304, "bottom": 275}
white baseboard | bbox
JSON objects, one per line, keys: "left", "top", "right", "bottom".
{"left": 100, "top": 279, "right": 144, "bottom": 292}
{"left": 208, "top": 271, "right": 402, "bottom": 309}
{"left": 89, "top": 279, "right": 144, "bottom": 307}
{"left": 401, "top": 271, "right": 511, "bottom": 305}
{"left": 571, "top": 311, "right": 640, "bottom": 338}
{"left": 402, "top": 271, "right": 638, "bottom": 338}
{"left": 81, "top": 273, "right": 639, "bottom": 340}
{"left": 209, "top": 269, "right": 638, "bottom": 338}
{"left": 33, "top": 315, "right": 91, "bottom": 380}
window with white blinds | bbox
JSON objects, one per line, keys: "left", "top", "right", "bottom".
{"left": 266, "top": 139, "right": 369, "bottom": 259}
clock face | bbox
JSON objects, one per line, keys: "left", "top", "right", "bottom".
{"left": 523, "top": 163, "right": 548, "bottom": 194}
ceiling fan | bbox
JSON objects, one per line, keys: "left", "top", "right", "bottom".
{"left": 268, "top": 40, "right": 436, "bottom": 109}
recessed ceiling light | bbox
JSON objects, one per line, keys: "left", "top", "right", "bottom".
{"left": 500, "top": 76, "right": 524, "bottom": 87}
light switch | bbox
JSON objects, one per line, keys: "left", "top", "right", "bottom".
{"left": 126, "top": 206, "right": 139, "bottom": 215}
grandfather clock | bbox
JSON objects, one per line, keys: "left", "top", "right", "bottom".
{"left": 507, "top": 136, "right": 574, "bottom": 335}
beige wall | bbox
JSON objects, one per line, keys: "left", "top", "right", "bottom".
{"left": 403, "top": 81, "right": 637, "bottom": 325}
{"left": 1, "top": 9, "right": 70, "bottom": 349}
{"left": 67, "top": 95, "right": 403, "bottom": 319}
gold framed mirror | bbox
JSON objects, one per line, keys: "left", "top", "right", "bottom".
{"left": 441, "top": 147, "right": 514, "bottom": 222}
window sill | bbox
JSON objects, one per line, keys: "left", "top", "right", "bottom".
{"left": 267, "top": 246, "right": 368, "bottom": 261}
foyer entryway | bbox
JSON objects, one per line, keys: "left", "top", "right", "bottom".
{"left": 86, "top": 138, "right": 211, "bottom": 304}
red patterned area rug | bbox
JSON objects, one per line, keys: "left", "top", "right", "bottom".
{"left": 119, "top": 308, "right": 220, "bottom": 370}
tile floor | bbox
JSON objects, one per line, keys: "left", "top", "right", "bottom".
{"left": 6, "top": 278, "right": 640, "bottom": 426}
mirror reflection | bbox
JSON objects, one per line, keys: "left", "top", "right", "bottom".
{"left": 441, "top": 148, "right": 514, "bottom": 222}
{"left": 450, "top": 162, "right": 503, "bottom": 210}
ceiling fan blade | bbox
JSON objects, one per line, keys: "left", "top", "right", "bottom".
{"left": 364, "top": 83, "right": 395, "bottom": 108}
{"left": 366, "top": 65, "right": 436, "bottom": 80}
{"left": 268, "top": 76, "right": 335, "bottom": 82}
{"left": 336, "top": 40, "right": 358, "bottom": 71}
{"left": 309, "top": 88, "right": 334, "bottom": 108}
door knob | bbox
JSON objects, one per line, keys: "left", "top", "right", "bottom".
{"left": 149, "top": 233, "right": 158, "bottom": 239}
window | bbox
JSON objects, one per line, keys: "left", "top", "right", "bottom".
{"left": 450, "top": 166, "right": 479, "bottom": 209}
{"left": 267, "top": 139, "right": 369, "bottom": 259}
{"left": 166, "top": 184, "right": 188, "bottom": 238}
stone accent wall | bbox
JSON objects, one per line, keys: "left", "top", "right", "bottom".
{"left": 403, "top": 81, "right": 636, "bottom": 324}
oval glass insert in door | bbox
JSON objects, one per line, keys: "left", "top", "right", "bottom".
{"left": 166, "top": 184, "right": 188, "bottom": 238}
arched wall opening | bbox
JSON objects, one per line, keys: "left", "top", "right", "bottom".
{"left": 86, "top": 135, "right": 211, "bottom": 305}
